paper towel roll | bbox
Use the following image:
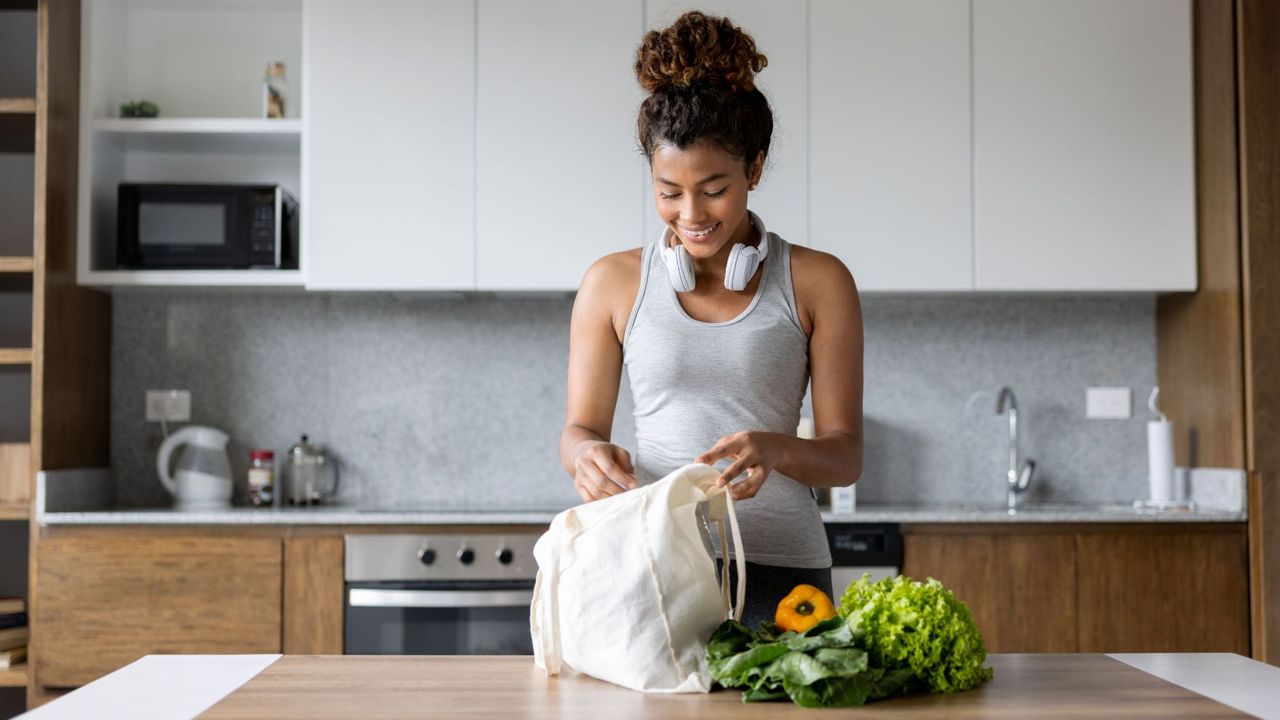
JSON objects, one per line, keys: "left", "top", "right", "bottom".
{"left": 1147, "top": 420, "right": 1175, "bottom": 502}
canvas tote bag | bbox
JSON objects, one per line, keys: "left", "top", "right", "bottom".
{"left": 530, "top": 463, "right": 746, "bottom": 693}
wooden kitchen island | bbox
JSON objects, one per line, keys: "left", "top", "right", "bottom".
{"left": 18, "top": 653, "right": 1280, "bottom": 719}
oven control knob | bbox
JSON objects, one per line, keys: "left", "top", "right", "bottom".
{"left": 496, "top": 548, "right": 514, "bottom": 565}
{"left": 417, "top": 548, "right": 436, "bottom": 565}
{"left": 458, "top": 548, "right": 475, "bottom": 565}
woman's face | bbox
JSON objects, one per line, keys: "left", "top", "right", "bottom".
{"left": 651, "top": 142, "right": 763, "bottom": 260}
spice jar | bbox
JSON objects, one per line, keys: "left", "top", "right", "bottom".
{"left": 263, "top": 61, "right": 287, "bottom": 119}
{"left": 248, "top": 450, "right": 275, "bottom": 506}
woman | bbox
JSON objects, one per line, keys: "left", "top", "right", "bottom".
{"left": 559, "top": 11, "right": 864, "bottom": 626}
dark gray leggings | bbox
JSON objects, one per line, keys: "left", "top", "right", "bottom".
{"left": 716, "top": 559, "right": 835, "bottom": 630}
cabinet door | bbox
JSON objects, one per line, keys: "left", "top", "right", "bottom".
{"left": 304, "top": 0, "right": 475, "bottom": 290}
{"left": 903, "top": 531, "right": 1077, "bottom": 653}
{"left": 811, "top": 0, "right": 972, "bottom": 291}
{"left": 643, "top": 0, "right": 809, "bottom": 249}
{"left": 475, "top": 0, "right": 642, "bottom": 291}
{"left": 283, "top": 536, "right": 344, "bottom": 655}
{"left": 36, "top": 536, "right": 282, "bottom": 687}
{"left": 1076, "top": 529, "right": 1249, "bottom": 653}
{"left": 973, "top": 0, "right": 1195, "bottom": 291}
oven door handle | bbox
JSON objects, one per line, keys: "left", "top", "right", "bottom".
{"left": 347, "top": 588, "right": 534, "bottom": 608}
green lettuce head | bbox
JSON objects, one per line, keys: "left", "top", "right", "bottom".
{"left": 838, "top": 575, "right": 994, "bottom": 693}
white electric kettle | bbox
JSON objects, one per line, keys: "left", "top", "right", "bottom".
{"left": 156, "top": 425, "right": 233, "bottom": 511}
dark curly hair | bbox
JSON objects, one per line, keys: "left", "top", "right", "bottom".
{"left": 635, "top": 11, "right": 772, "bottom": 176}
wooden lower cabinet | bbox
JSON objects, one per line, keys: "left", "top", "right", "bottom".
{"left": 35, "top": 535, "right": 284, "bottom": 687}
{"left": 1076, "top": 529, "right": 1250, "bottom": 653}
{"left": 903, "top": 531, "right": 1077, "bottom": 652}
{"left": 902, "top": 524, "right": 1249, "bottom": 655}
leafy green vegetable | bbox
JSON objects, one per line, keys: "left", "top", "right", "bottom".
{"left": 707, "top": 574, "right": 994, "bottom": 707}
{"left": 838, "top": 574, "right": 994, "bottom": 693}
{"left": 706, "top": 616, "right": 906, "bottom": 707}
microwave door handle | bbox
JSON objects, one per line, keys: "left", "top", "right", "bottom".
{"left": 347, "top": 588, "right": 534, "bottom": 609}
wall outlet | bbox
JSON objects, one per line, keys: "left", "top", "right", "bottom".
{"left": 1086, "top": 387, "right": 1131, "bottom": 419}
{"left": 145, "top": 390, "right": 191, "bottom": 422}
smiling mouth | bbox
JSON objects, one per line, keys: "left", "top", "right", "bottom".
{"left": 679, "top": 222, "right": 720, "bottom": 241}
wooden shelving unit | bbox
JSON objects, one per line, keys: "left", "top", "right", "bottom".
{"left": 0, "top": 350, "right": 32, "bottom": 365}
{"left": 0, "top": 258, "right": 33, "bottom": 273}
{"left": 0, "top": 98, "right": 34, "bottom": 114}
{"left": 1, "top": 0, "right": 88, "bottom": 707}
{"left": 16, "top": 0, "right": 113, "bottom": 708}
{"left": 0, "top": 664, "right": 27, "bottom": 688}
{"left": 0, "top": 0, "right": 35, "bottom": 540}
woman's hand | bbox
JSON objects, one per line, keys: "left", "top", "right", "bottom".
{"left": 695, "top": 431, "right": 786, "bottom": 501}
{"left": 572, "top": 441, "right": 638, "bottom": 503}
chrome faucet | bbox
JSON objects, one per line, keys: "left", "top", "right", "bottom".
{"left": 996, "top": 387, "right": 1036, "bottom": 514}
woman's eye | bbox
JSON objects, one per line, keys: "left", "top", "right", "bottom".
{"left": 658, "top": 192, "right": 681, "bottom": 200}
{"left": 704, "top": 188, "right": 727, "bottom": 198}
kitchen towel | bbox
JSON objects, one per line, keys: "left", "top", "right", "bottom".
{"left": 530, "top": 463, "right": 744, "bottom": 693}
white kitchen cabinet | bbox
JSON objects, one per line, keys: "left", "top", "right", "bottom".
{"left": 476, "top": 0, "right": 643, "bottom": 291}
{"left": 810, "top": 0, "right": 973, "bottom": 291}
{"left": 304, "top": 0, "right": 475, "bottom": 290}
{"left": 972, "top": 0, "right": 1196, "bottom": 291}
{"left": 643, "top": 0, "right": 809, "bottom": 249}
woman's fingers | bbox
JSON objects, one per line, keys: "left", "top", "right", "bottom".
{"left": 579, "top": 463, "right": 624, "bottom": 498}
{"left": 601, "top": 454, "right": 638, "bottom": 490}
{"left": 695, "top": 435, "right": 736, "bottom": 465}
{"left": 573, "top": 481, "right": 597, "bottom": 503}
{"left": 716, "top": 455, "right": 756, "bottom": 486}
{"left": 574, "top": 477, "right": 603, "bottom": 502}
{"left": 729, "top": 466, "right": 768, "bottom": 500}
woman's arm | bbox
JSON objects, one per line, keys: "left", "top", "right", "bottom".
{"left": 784, "top": 250, "right": 864, "bottom": 487}
{"left": 696, "top": 250, "right": 864, "bottom": 497}
{"left": 561, "top": 252, "right": 641, "bottom": 501}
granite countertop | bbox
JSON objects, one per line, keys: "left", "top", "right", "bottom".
{"left": 36, "top": 502, "right": 1246, "bottom": 526}
{"left": 37, "top": 505, "right": 564, "bottom": 526}
{"left": 36, "top": 469, "right": 1246, "bottom": 526}
{"left": 820, "top": 502, "right": 1246, "bottom": 524}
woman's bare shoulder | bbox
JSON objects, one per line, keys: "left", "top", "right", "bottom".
{"left": 788, "top": 244, "right": 859, "bottom": 333}
{"left": 577, "top": 247, "right": 645, "bottom": 340}
{"left": 580, "top": 248, "right": 642, "bottom": 293}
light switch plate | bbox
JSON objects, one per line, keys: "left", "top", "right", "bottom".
{"left": 1086, "top": 387, "right": 1131, "bottom": 419}
{"left": 146, "top": 389, "right": 191, "bottom": 422}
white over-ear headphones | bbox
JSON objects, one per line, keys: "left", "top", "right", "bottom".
{"left": 659, "top": 211, "right": 769, "bottom": 293}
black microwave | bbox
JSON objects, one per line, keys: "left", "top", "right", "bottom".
{"left": 117, "top": 183, "right": 299, "bottom": 269}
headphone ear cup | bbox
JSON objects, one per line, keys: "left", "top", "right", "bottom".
{"left": 724, "top": 243, "right": 760, "bottom": 292}
{"left": 661, "top": 243, "right": 697, "bottom": 292}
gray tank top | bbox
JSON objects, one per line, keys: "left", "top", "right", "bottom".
{"left": 622, "top": 228, "right": 832, "bottom": 569}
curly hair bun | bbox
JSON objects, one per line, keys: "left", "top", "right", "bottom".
{"left": 635, "top": 11, "right": 767, "bottom": 94}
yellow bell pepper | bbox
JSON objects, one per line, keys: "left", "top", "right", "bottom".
{"left": 775, "top": 584, "right": 837, "bottom": 633}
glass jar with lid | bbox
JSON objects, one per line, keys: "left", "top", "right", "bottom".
{"left": 248, "top": 449, "right": 275, "bottom": 506}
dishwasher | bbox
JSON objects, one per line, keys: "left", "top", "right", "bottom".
{"left": 824, "top": 523, "right": 903, "bottom": 593}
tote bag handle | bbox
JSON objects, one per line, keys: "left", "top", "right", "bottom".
{"left": 711, "top": 487, "right": 747, "bottom": 623}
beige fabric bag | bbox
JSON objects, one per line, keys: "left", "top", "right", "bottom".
{"left": 530, "top": 463, "right": 746, "bottom": 693}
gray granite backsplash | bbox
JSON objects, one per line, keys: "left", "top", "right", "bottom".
{"left": 111, "top": 292, "right": 1155, "bottom": 510}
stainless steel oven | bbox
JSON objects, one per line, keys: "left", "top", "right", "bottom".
{"left": 344, "top": 533, "right": 539, "bottom": 655}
